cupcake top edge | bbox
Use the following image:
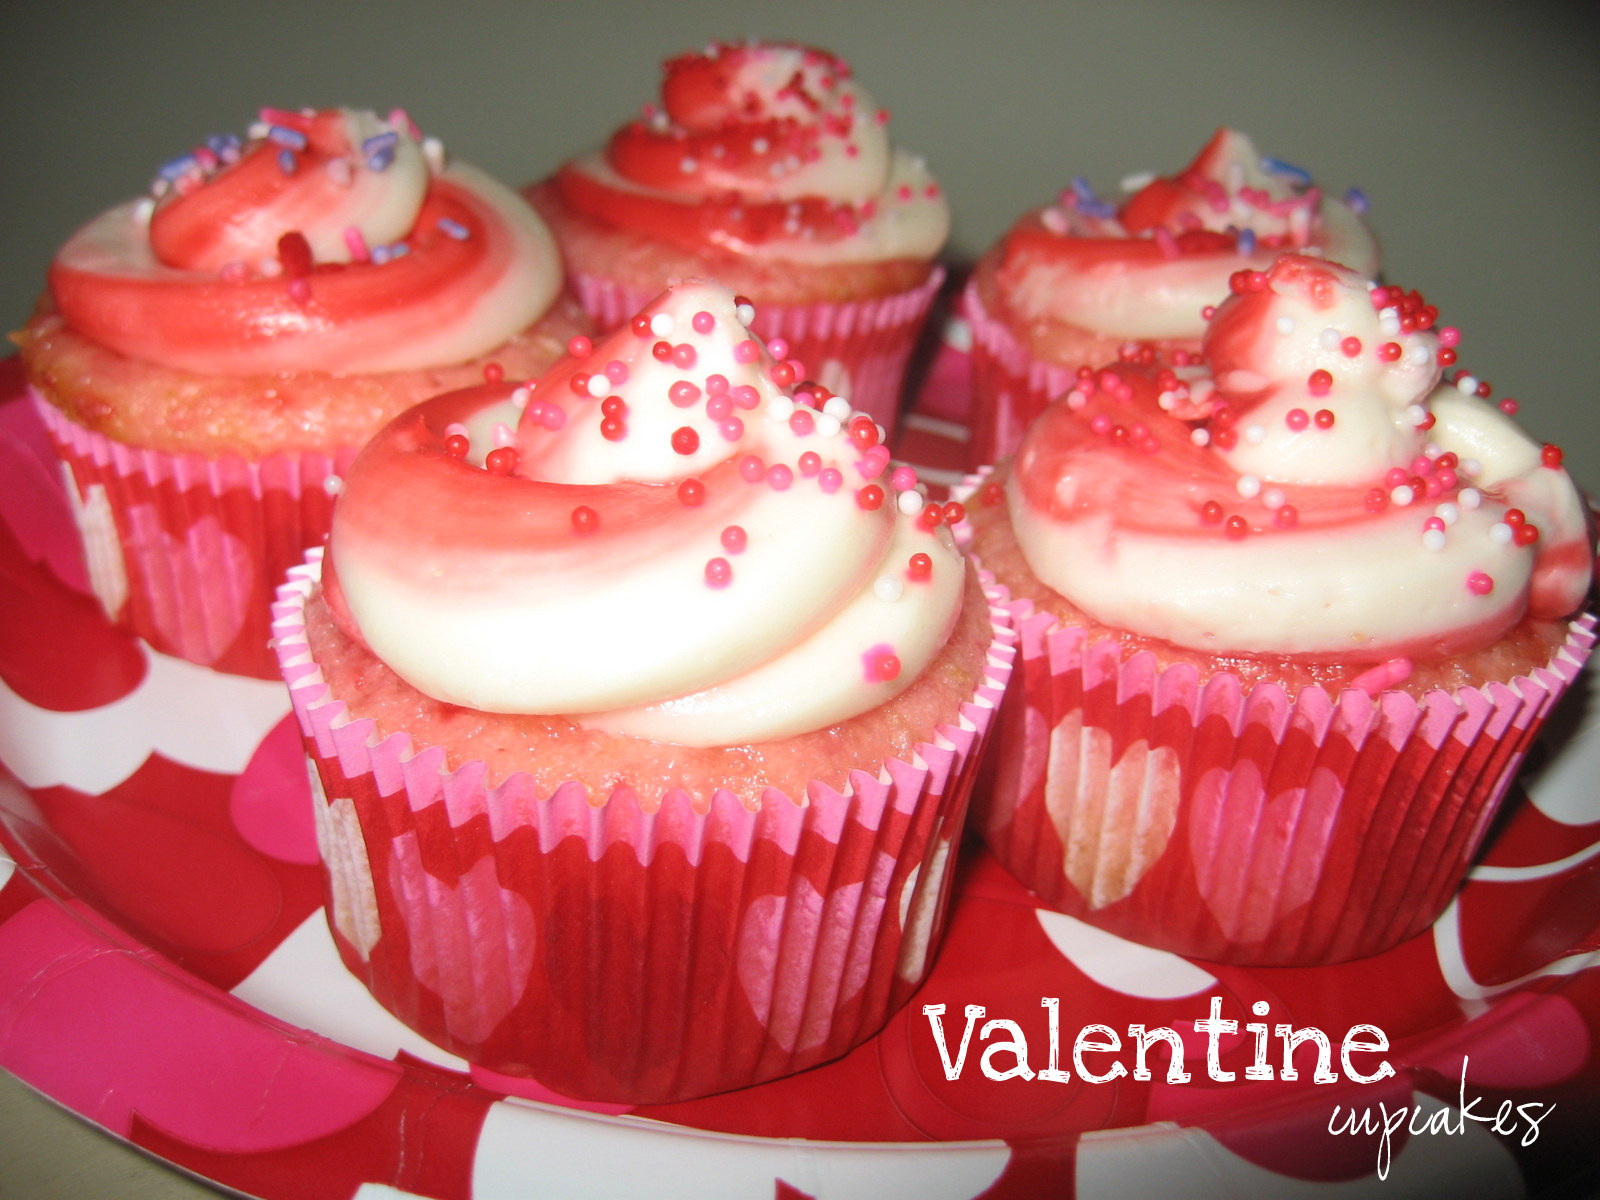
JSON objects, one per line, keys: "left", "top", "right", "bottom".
{"left": 44, "top": 106, "right": 562, "bottom": 375}
{"left": 550, "top": 39, "right": 950, "bottom": 266}
{"left": 325, "top": 278, "right": 969, "bottom": 747}
{"left": 1004, "top": 254, "right": 1593, "bottom": 662}
{"left": 989, "top": 127, "right": 1381, "bottom": 344}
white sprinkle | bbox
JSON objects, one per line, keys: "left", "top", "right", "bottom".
{"left": 1262, "top": 487, "right": 1286, "bottom": 510}
{"left": 752, "top": 138, "right": 769, "bottom": 154}
{"left": 1275, "top": 316, "right": 1296, "bottom": 335}
{"left": 1459, "top": 487, "right": 1483, "bottom": 510}
{"left": 1422, "top": 529, "right": 1447, "bottom": 551}
{"left": 1406, "top": 343, "right": 1432, "bottom": 366}
{"left": 421, "top": 137, "right": 445, "bottom": 173}
{"left": 874, "top": 574, "right": 905, "bottom": 602}
{"left": 1041, "top": 208, "right": 1069, "bottom": 235}
{"left": 735, "top": 302, "right": 756, "bottom": 325}
{"left": 649, "top": 312, "right": 676, "bottom": 337}
{"left": 680, "top": 157, "right": 697, "bottom": 174}
{"left": 586, "top": 374, "right": 609, "bottom": 398}
{"left": 1319, "top": 327, "right": 1342, "bottom": 351}
{"left": 766, "top": 395, "right": 795, "bottom": 422}
{"left": 510, "top": 386, "right": 531, "bottom": 411}
{"left": 1190, "top": 428, "right": 1211, "bottom": 447}
{"left": 133, "top": 196, "right": 157, "bottom": 223}
{"left": 823, "top": 396, "right": 853, "bottom": 421}
{"left": 1391, "top": 485, "right": 1416, "bottom": 506}
{"left": 1455, "top": 374, "right": 1479, "bottom": 395}
{"left": 1378, "top": 310, "right": 1401, "bottom": 336}
{"left": 1237, "top": 474, "right": 1262, "bottom": 499}
{"left": 897, "top": 490, "right": 924, "bottom": 516}
{"left": 1119, "top": 170, "right": 1155, "bottom": 192}
{"left": 1405, "top": 404, "right": 1429, "bottom": 427}
{"left": 1424, "top": 442, "right": 1444, "bottom": 459}
{"left": 1435, "top": 502, "right": 1461, "bottom": 525}
{"left": 323, "top": 474, "right": 344, "bottom": 496}
{"left": 1490, "top": 522, "right": 1513, "bottom": 544}
{"left": 1156, "top": 390, "right": 1177, "bottom": 412}
{"left": 1462, "top": 458, "right": 1482, "bottom": 477}
{"left": 1245, "top": 423, "right": 1266, "bottom": 445}
{"left": 815, "top": 413, "right": 842, "bottom": 438}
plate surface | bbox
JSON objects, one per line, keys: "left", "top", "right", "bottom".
{"left": 3, "top": 353, "right": 1599, "bottom": 1200}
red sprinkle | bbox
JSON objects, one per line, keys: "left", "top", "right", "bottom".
{"left": 443, "top": 433, "right": 469, "bottom": 458}
{"left": 1504, "top": 508, "right": 1526, "bottom": 527}
{"left": 483, "top": 362, "right": 504, "bottom": 384}
{"left": 630, "top": 315, "right": 653, "bottom": 337}
{"left": 566, "top": 335, "right": 593, "bottom": 358}
{"left": 1438, "top": 348, "right": 1458, "bottom": 367}
{"left": 942, "top": 500, "right": 967, "bottom": 526}
{"left": 601, "top": 395, "right": 627, "bottom": 418}
{"left": 739, "top": 455, "right": 765, "bottom": 483}
{"left": 1542, "top": 443, "right": 1565, "bottom": 468}
{"left": 671, "top": 426, "right": 700, "bottom": 455}
{"left": 980, "top": 481, "right": 1005, "bottom": 507}
{"left": 1314, "top": 409, "right": 1336, "bottom": 429}
{"left": 798, "top": 450, "right": 822, "bottom": 476}
{"left": 857, "top": 484, "right": 885, "bottom": 511}
{"left": 906, "top": 553, "right": 933, "bottom": 582}
{"left": 1200, "top": 501, "right": 1224, "bottom": 525}
{"left": 678, "top": 478, "right": 705, "bottom": 506}
{"left": 916, "top": 502, "right": 943, "bottom": 531}
{"left": 1340, "top": 337, "right": 1362, "bottom": 357}
{"left": 770, "top": 360, "right": 797, "bottom": 388}
{"left": 652, "top": 341, "right": 673, "bottom": 362}
{"left": 1224, "top": 515, "right": 1248, "bottom": 540}
{"left": 1365, "top": 488, "right": 1388, "bottom": 513}
{"left": 571, "top": 505, "right": 599, "bottom": 534}
{"left": 1308, "top": 369, "right": 1333, "bottom": 397}
{"left": 1376, "top": 342, "right": 1401, "bottom": 363}
{"left": 848, "top": 415, "right": 880, "bottom": 451}
{"left": 484, "top": 447, "right": 517, "bottom": 475}
{"left": 671, "top": 343, "right": 697, "bottom": 369}
{"left": 1274, "top": 505, "right": 1298, "bottom": 528}
{"left": 1499, "top": 398, "right": 1520, "bottom": 415}
{"left": 1467, "top": 571, "right": 1494, "bottom": 596}
{"left": 1513, "top": 523, "right": 1540, "bottom": 546}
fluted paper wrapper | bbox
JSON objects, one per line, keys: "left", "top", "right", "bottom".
{"left": 272, "top": 549, "right": 1015, "bottom": 1104}
{"left": 976, "top": 585, "right": 1595, "bottom": 966}
{"left": 35, "top": 393, "right": 352, "bottom": 679}
{"left": 572, "top": 268, "right": 945, "bottom": 432}
{"left": 963, "top": 277, "right": 1086, "bottom": 467}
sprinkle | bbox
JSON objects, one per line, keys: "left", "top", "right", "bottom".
{"left": 1274, "top": 505, "right": 1298, "bottom": 528}
{"left": 1275, "top": 316, "right": 1296, "bottom": 336}
{"left": 1455, "top": 373, "right": 1479, "bottom": 395}
{"left": 874, "top": 574, "right": 905, "bottom": 602}
{"left": 815, "top": 413, "right": 843, "bottom": 439}
{"left": 721, "top": 525, "right": 747, "bottom": 554}
{"left": 1245, "top": 424, "right": 1266, "bottom": 445}
{"left": 906, "top": 553, "right": 933, "bottom": 582}
{"left": 1348, "top": 658, "right": 1413, "bottom": 695}
{"left": 766, "top": 394, "right": 795, "bottom": 423}
{"left": 789, "top": 409, "right": 815, "bottom": 436}
{"left": 1236, "top": 474, "right": 1262, "bottom": 499}
{"left": 1262, "top": 155, "right": 1312, "bottom": 185}
{"left": 1435, "top": 502, "right": 1461, "bottom": 526}
{"left": 586, "top": 374, "right": 610, "bottom": 398}
{"left": 570, "top": 505, "right": 600, "bottom": 534}
{"left": 1262, "top": 487, "right": 1286, "bottom": 511}
{"left": 898, "top": 490, "right": 925, "bottom": 516}
{"left": 1498, "top": 398, "right": 1520, "bottom": 416}
{"left": 1190, "top": 428, "right": 1211, "bottom": 447}
{"left": 437, "top": 217, "right": 470, "bottom": 240}
{"left": 1314, "top": 409, "right": 1336, "bottom": 429}
{"left": 1542, "top": 444, "right": 1565, "bottom": 469}
{"left": 1489, "top": 522, "right": 1513, "bottom": 545}
{"left": 1422, "top": 528, "right": 1447, "bottom": 551}
{"left": 1390, "top": 485, "right": 1416, "bottom": 506}
{"left": 678, "top": 478, "right": 705, "bottom": 506}
{"left": 1200, "top": 501, "right": 1224, "bottom": 525}
{"left": 443, "top": 432, "right": 470, "bottom": 458}
{"left": 1237, "top": 228, "right": 1257, "bottom": 256}
{"left": 857, "top": 484, "right": 884, "bottom": 511}
{"left": 767, "top": 464, "right": 793, "bottom": 491}
{"left": 818, "top": 467, "right": 843, "bottom": 494}
{"left": 485, "top": 447, "right": 517, "bottom": 475}
{"left": 733, "top": 339, "right": 761, "bottom": 364}
{"left": 649, "top": 312, "right": 676, "bottom": 338}
{"left": 1318, "top": 328, "right": 1342, "bottom": 352}
{"left": 735, "top": 299, "right": 756, "bottom": 325}
{"left": 268, "top": 124, "right": 307, "bottom": 150}
{"left": 731, "top": 385, "right": 761, "bottom": 411}
{"left": 342, "top": 226, "right": 370, "bottom": 261}
{"left": 1466, "top": 571, "right": 1494, "bottom": 596}
{"left": 1458, "top": 487, "right": 1483, "bottom": 509}
{"left": 692, "top": 310, "right": 716, "bottom": 334}
{"left": 798, "top": 451, "right": 822, "bottom": 476}
{"left": 669, "top": 380, "right": 701, "bottom": 407}
{"left": 739, "top": 455, "right": 766, "bottom": 483}
{"left": 705, "top": 557, "right": 732, "bottom": 588}
{"left": 1285, "top": 408, "right": 1309, "bottom": 432}
{"left": 862, "top": 645, "right": 901, "bottom": 683}
{"left": 719, "top": 418, "right": 745, "bottom": 442}
{"left": 1346, "top": 187, "right": 1369, "bottom": 215}
{"left": 1224, "top": 515, "right": 1249, "bottom": 540}
{"left": 492, "top": 421, "right": 515, "bottom": 447}
{"left": 943, "top": 501, "right": 967, "bottom": 526}
{"left": 890, "top": 464, "right": 917, "bottom": 492}
{"left": 278, "top": 148, "right": 298, "bottom": 175}
{"left": 671, "top": 427, "right": 700, "bottom": 455}
{"left": 1341, "top": 336, "right": 1362, "bottom": 357}
{"left": 567, "top": 335, "right": 593, "bottom": 358}
{"left": 1307, "top": 369, "right": 1333, "bottom": 397}
{"left": 1405, "top": 404, "right": 1429, "bottom": 427}
{"left": 768, "top": 338, "right": 791, "bottom": 360}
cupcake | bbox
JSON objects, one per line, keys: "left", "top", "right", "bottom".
{"left": 524, "top": 39, "right": 949, "bottom": 430}
{"left": 965, "top": 254, "right": 1594, "bottom": 966}
{"left": 18, "top": 105, "right": 588, "bottom": 678}
{"left": 967, "top": 128, "right": 1380, "bottom": 463}
{"left": 272, "top": 279, "right": 1014, "bottom": 1103}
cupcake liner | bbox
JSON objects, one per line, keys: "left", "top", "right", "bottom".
{"left": 963, "top": 276, "right": 1083, "bottom": 466}
{"left": 572, "top": 267, "right": 947, "bottom": 432}
{"left": 272, "top": 548, "right": 1015, "bottom": 1104}
{"left": 34, "top": 392, "right": 353, "bottom": 679}
{"left": 975, "top": 578, "right": 1595, "bottom": 966}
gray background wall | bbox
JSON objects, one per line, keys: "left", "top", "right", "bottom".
{"left": 0, "top": 2, "right": 1596, "bottom": 1194}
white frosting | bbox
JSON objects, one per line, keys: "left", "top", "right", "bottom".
{"left": 1008, "top": 257, "right": 1591, "bottom": 659}
{"left": 330, "top": 281, "right": 966, "bottom": 745}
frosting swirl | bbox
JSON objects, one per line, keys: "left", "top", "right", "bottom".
{"left": 552, "top": 41, "right": 948, "bottom": 266}
{"left": 327, "top": 280, "right": 966, "bottom": 746}
{"left": 48, "top": 107, "right": 561, "bottom": 375}
{"left": 990, "top": 129, "right": 1380, "bottom": 344}
{"left": 1007, "top": 255, "right": 1591, "bottom": 660}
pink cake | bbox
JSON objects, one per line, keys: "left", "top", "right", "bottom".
{"left": 273, "top": 279, "right": 1014, "bottom": 1103}
{"left": 524, "top": 40, "right": 950, "bottom": 429}
{"left": 966, "top": 254, "right": 1594, "bottom": 965}
{"left": 19, "top": 105, "right": 587, "bottom": 676}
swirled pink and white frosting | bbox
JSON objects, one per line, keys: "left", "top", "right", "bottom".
{"left": 326, "top": 280, "right": 967, "bottom": 746}
{"left": 1007, "top": 255, "right": 1592, "bottom": 660}
{"left": 551, "top": 40, "right": 949, "bottom": 267}
{"left": 991, "top": 129, "right": 1380, "bottom": 344}
{"left": 48, "top": 107, "right": 560, "bottom": 374}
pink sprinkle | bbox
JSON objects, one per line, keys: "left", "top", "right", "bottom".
{"left": 1424, "top": 516, "right": 1447, "bottom": 533}
{"left": 721, "top": 525, "right": 747, "bottom": 553}
{"left": 1340, "top": 336, "right": 1362, "bottom": 357}
{"left": 731, "top": 385, "right": 761, "bottom": 411}
{"left": 706, "top": 373, "right": 730, "bottom": 395}
{"left": 1090, "top": 414, "right": 1112, "bottom": 435}
{"left": 861, "top": 643, "right": 901, "bottom": 683}
{"left": 1308, "top": 369, "right": 1333, "bottom": 397}
{"left": 733, "top": 339, "right": 761, "bottom": 364}
{"left": 1467, "top": 571, "right": 1494, "bottom": 596}
{"left": 767, "top": 337, "right": 790, "bottom": 360}
{"left": 1274, "top": 505, "right": 1298, "bottom": 528}
{"left": 692, "top": 310, "right": 716, "bottom": 334}
{"left": 567, "top": 335, "right": 593, "bottom": 358}
{"left": 604, "top": 359, "right": 629, "bottom": 384}
{"left": 669, "top": 380, "right": 701, "bottom": 407}
{"left": 1348, "top": 658, "right": 1414, "bottom": 696}
{"left": 1285, "top": 408, "right": 1309, "bottom": 431}
{"left": 287, "top": 277, "right": 311, "bottom": 303}
{"left": 767, "top": 464, "right": 793, "bottom": 491}
{"left": 705, "top": 557, "right": 732, "bottom": 588}
{"left": 671, "top": 343, "right": 697, "bottom": 369}
{"left": 706, "top": 394, "right": 732, "bottom": 421}
{"left": 818, "top": 467, "right": 843, "bottom": 493}
{"left": 789, "top": 409, "right": 816, "bottom": 436}
{"left": 1384, "top": 467, "right": 1408, "bottom": 488}
{"left": 1437, "top": 326, "right": 1461, "bottom": 349}
{"left": 539, "top": 404, "right": 567, "bottom": 430}
{"left": 719, "top": 418, "right": 745, "bottom": 442}
{"left": 891, "top": 465, "right": 918, "bottom": 491}
{"left": 342, "top": 226, "right": 370, "bottom": 262}
{"left": 799, "top": 450, "right": 822, "bottom": 476}
{"left": 739, "top": 455, "right": 765, "bottom": 483}
{"left": 1410, "top": 455, "right": 1434, "bottom": 476}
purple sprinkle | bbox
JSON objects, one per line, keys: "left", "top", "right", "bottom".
{"left": 371, "top": 245, "right": 392, "bottom": 265}
{"left": 157, "top": 153, "right": 199, "bottom": 181}
{"left": 1237, "top": 227, "right": 1257, "bottom": 255}
{"left": 361, "top": 131, "right": 399, "bottom": 157}
{"left": 366, "top": 147, "right": 395, "bottom": 172}
{"left": 1345, "top": 186, "right": 1369, "bottom": 215}
{"left": 277, "top": 148, "right": 298, "bottom": 175}
{"left": 437, "top": 217, "right": 470, "bottom": 240}
{"left": 267, "top": 125, "right": 308, "bottom": 151}
{"left": 1262, "top": 156, "right": 1312, "bottom": 186}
